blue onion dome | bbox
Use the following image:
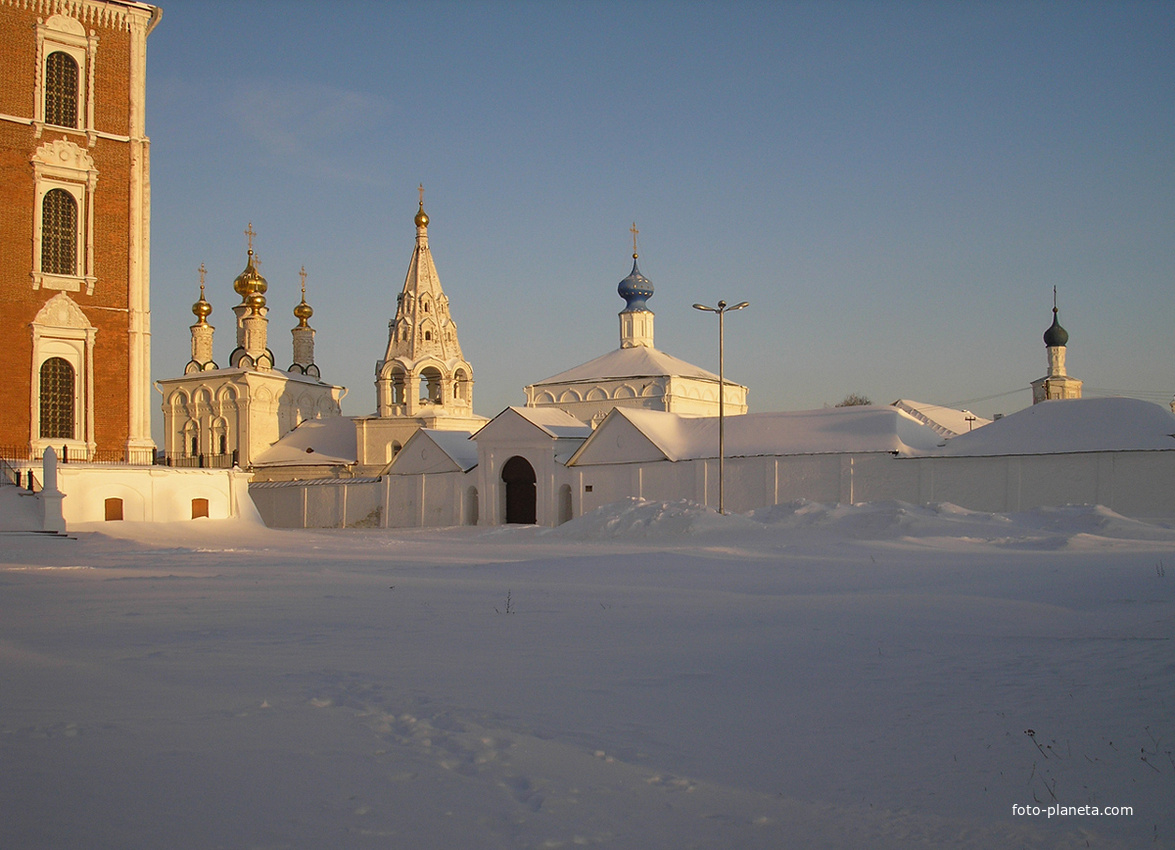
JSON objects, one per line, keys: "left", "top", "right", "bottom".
{"left": 618, "top": 257, "right": 654, "bottom": 312}
{"left": 1043, "top": 307, "right": 1069, "bottom": 347}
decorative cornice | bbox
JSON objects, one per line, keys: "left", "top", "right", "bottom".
{"left": 0, "top": 0, "right": 159, "bottom": 32}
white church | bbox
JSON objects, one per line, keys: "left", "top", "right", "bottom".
{"left": 245, "top": 203, "right": 1175, "bottom": 528}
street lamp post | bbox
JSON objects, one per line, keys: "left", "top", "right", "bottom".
{"left": 692, "top": 299, "right": 749, "bottom": 514}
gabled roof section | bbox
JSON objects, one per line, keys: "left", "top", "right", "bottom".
{"left": 891, "top": 399, "right": 991, "bottom": 439}
{"left": 931, "top": 397, "right": 1175, "bottom": 457}
{"left": 385, "top": 429, "right": 478, "bottom": 475}
{"left": 530, "top": 345, "right": 721, "bottom": 386}
{"left": 569, "top": 406, "right": 944, "bottom": 465}
{"left": 474, "top": 406, "right": 593, "bottom": 442}
{"left": 566, "top": 408, "right": 673, "bottom": 466}
{"left": 251, "top": 416, "right": 357, "bottom": 467}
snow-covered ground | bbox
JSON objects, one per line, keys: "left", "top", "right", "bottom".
{"left": 2, "top": 499, "right": 1172, "bottom": 849}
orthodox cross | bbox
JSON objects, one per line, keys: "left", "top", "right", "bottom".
{"left": 299, "top": 265, "right": 308, "bottom": 301}
{"left": 198, "top": 262, "right": 206, "bottom": 298}
{"left": 630, "top": 222, "right": 639, "bottom": 257}
{"left": 244, "top": 221, "right": 256, "bottom": 253}
{"left": 418, "top": 183, "right": 424, "bottom": 206}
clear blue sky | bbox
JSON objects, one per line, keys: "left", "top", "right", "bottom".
{"left": 146, "top": 0, "right": 1174, "bottom": 438}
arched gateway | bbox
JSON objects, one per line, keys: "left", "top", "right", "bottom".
{"left": 501, "top": 455, "right": 536, "bottom": 524}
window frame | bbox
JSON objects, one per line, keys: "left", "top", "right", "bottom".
{"left": 38, "top": 357, "right": 77, "bottom": 440}
{"left": 30, "top": 140, "right": 98, "bottom": 294}
{"left": 40, "top": 188, "right": 79, "bottom": 276}
{"left": 44, "top": 50, "right": 81, "bottom": 129}
{"left": 34, "top": 15, "right": 96, "bottom": 142}
{"left": 30, "top": 294, "right": 96, "bottom": 460}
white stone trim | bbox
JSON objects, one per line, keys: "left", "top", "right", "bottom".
{"left": 30, "top": 138, "right": 99, "bottom": 294}
{"left": 33, "top": 14, "right": 98, "bottom": 142}
{"left": 30, "top": 293, "right": 97, "bottom": 459}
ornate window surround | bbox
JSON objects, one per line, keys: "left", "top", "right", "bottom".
{"left": 34, "top": 15, "right": 98, "bottom": 144}
{"left": 30, "top": 139, "right": 99, "bottom": 294}
{"left": 30, "top": 293, "right": 97, "bottom": 459}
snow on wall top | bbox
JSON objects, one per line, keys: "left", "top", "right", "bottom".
{"left": 931, "top": 397, "right": 1175, "bottom": 457}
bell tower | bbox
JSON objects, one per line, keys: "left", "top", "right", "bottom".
{"left": 1031, "top": 288, "right": 1083, "bottom": 403}
{"left": 375, "top": 189, "right": 475, "bottom": 418}
{"left": 354, "top": 189, "right": 487, "bottom": 473}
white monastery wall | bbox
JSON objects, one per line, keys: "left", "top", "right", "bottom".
{"left": 383, "top": 471, "right": 476, "bottom": 528}
{"left": 250, "top": 479, "right": 382, "bottom": 529}
{"left": 246, "top": 448, "right": 1175, "bottom": 530}
{"left": 52, "top": 466, "right": 254, "bottom": 524}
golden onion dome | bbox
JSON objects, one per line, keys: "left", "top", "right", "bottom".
{"left": 245, "top": 290, "right": 266, "bottom": 313}
{"left": 294, "top": 299, "right": 314, "bottom": 326}
{"left": 233, "top": 250, "right": 269, "bottom": 297}
{"left": 415, "top": 201, "right": 429, "bottom": 229}
{"left": 192, "top": 297, "right": 212, "bottom": 321}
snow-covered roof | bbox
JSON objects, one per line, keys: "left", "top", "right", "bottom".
{"left": 570, "top": 405, "right": 944, "bottom": 465}
{"left": 386, "top": 429, "right": 478, "bottom": 475}
{"left": 891, "top": 399, "right": 991, "bottom": 438}
{"left": 157, "top": 366, "right": 332, "bottom": 389}
{"left": 475, "top": 406, "right": 594, "bottom": 441}
{"left": 420, "top": 429, "right": 479, "bottom": 470}
{"left": 931, "top": 397, "right": 1175, "bottom": 457}
{"left": 251, "top": 416, "right": 357, "bottom": 467}
{"left": 530, "top": 346, "right": 724, "bottom": 386}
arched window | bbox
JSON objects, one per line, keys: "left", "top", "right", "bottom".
{"left": 105, "top": 498, "right": 123, "bottom": 521}
{"left": 390, "top": 368, "right": 407, "bottom": 405}
{"left": 39, "top": 357, "right": 75, "bottom": 439}
{"left": 419, "top": 367, "right": 443, "bottom": 403}
{"left": 44, "top": 51, "right": 79, "bottom": 128}
{"left": 191, "top": 499, "right": 210, "bottom": 519}
{"left": 41, "top": 189, "right": 77, "bottom": 275}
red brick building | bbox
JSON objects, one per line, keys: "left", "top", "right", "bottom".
{"left": 0, "top": 0, "right": 160, "bottom": 462}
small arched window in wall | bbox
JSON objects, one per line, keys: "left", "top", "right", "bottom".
{"left": 44, "top": 51, "right": 79, "bottom": 128}
{"left": 191, "top": 498, "right": 210, "bottom": 519}
{"left": 41, "top": 189, "right": 77, "bottom": 276}
{"left": 104, "top": 498, "right": 123, "bottom": 521}
{"left": 39, "top": 357, "right": 75, "bottom": 439}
